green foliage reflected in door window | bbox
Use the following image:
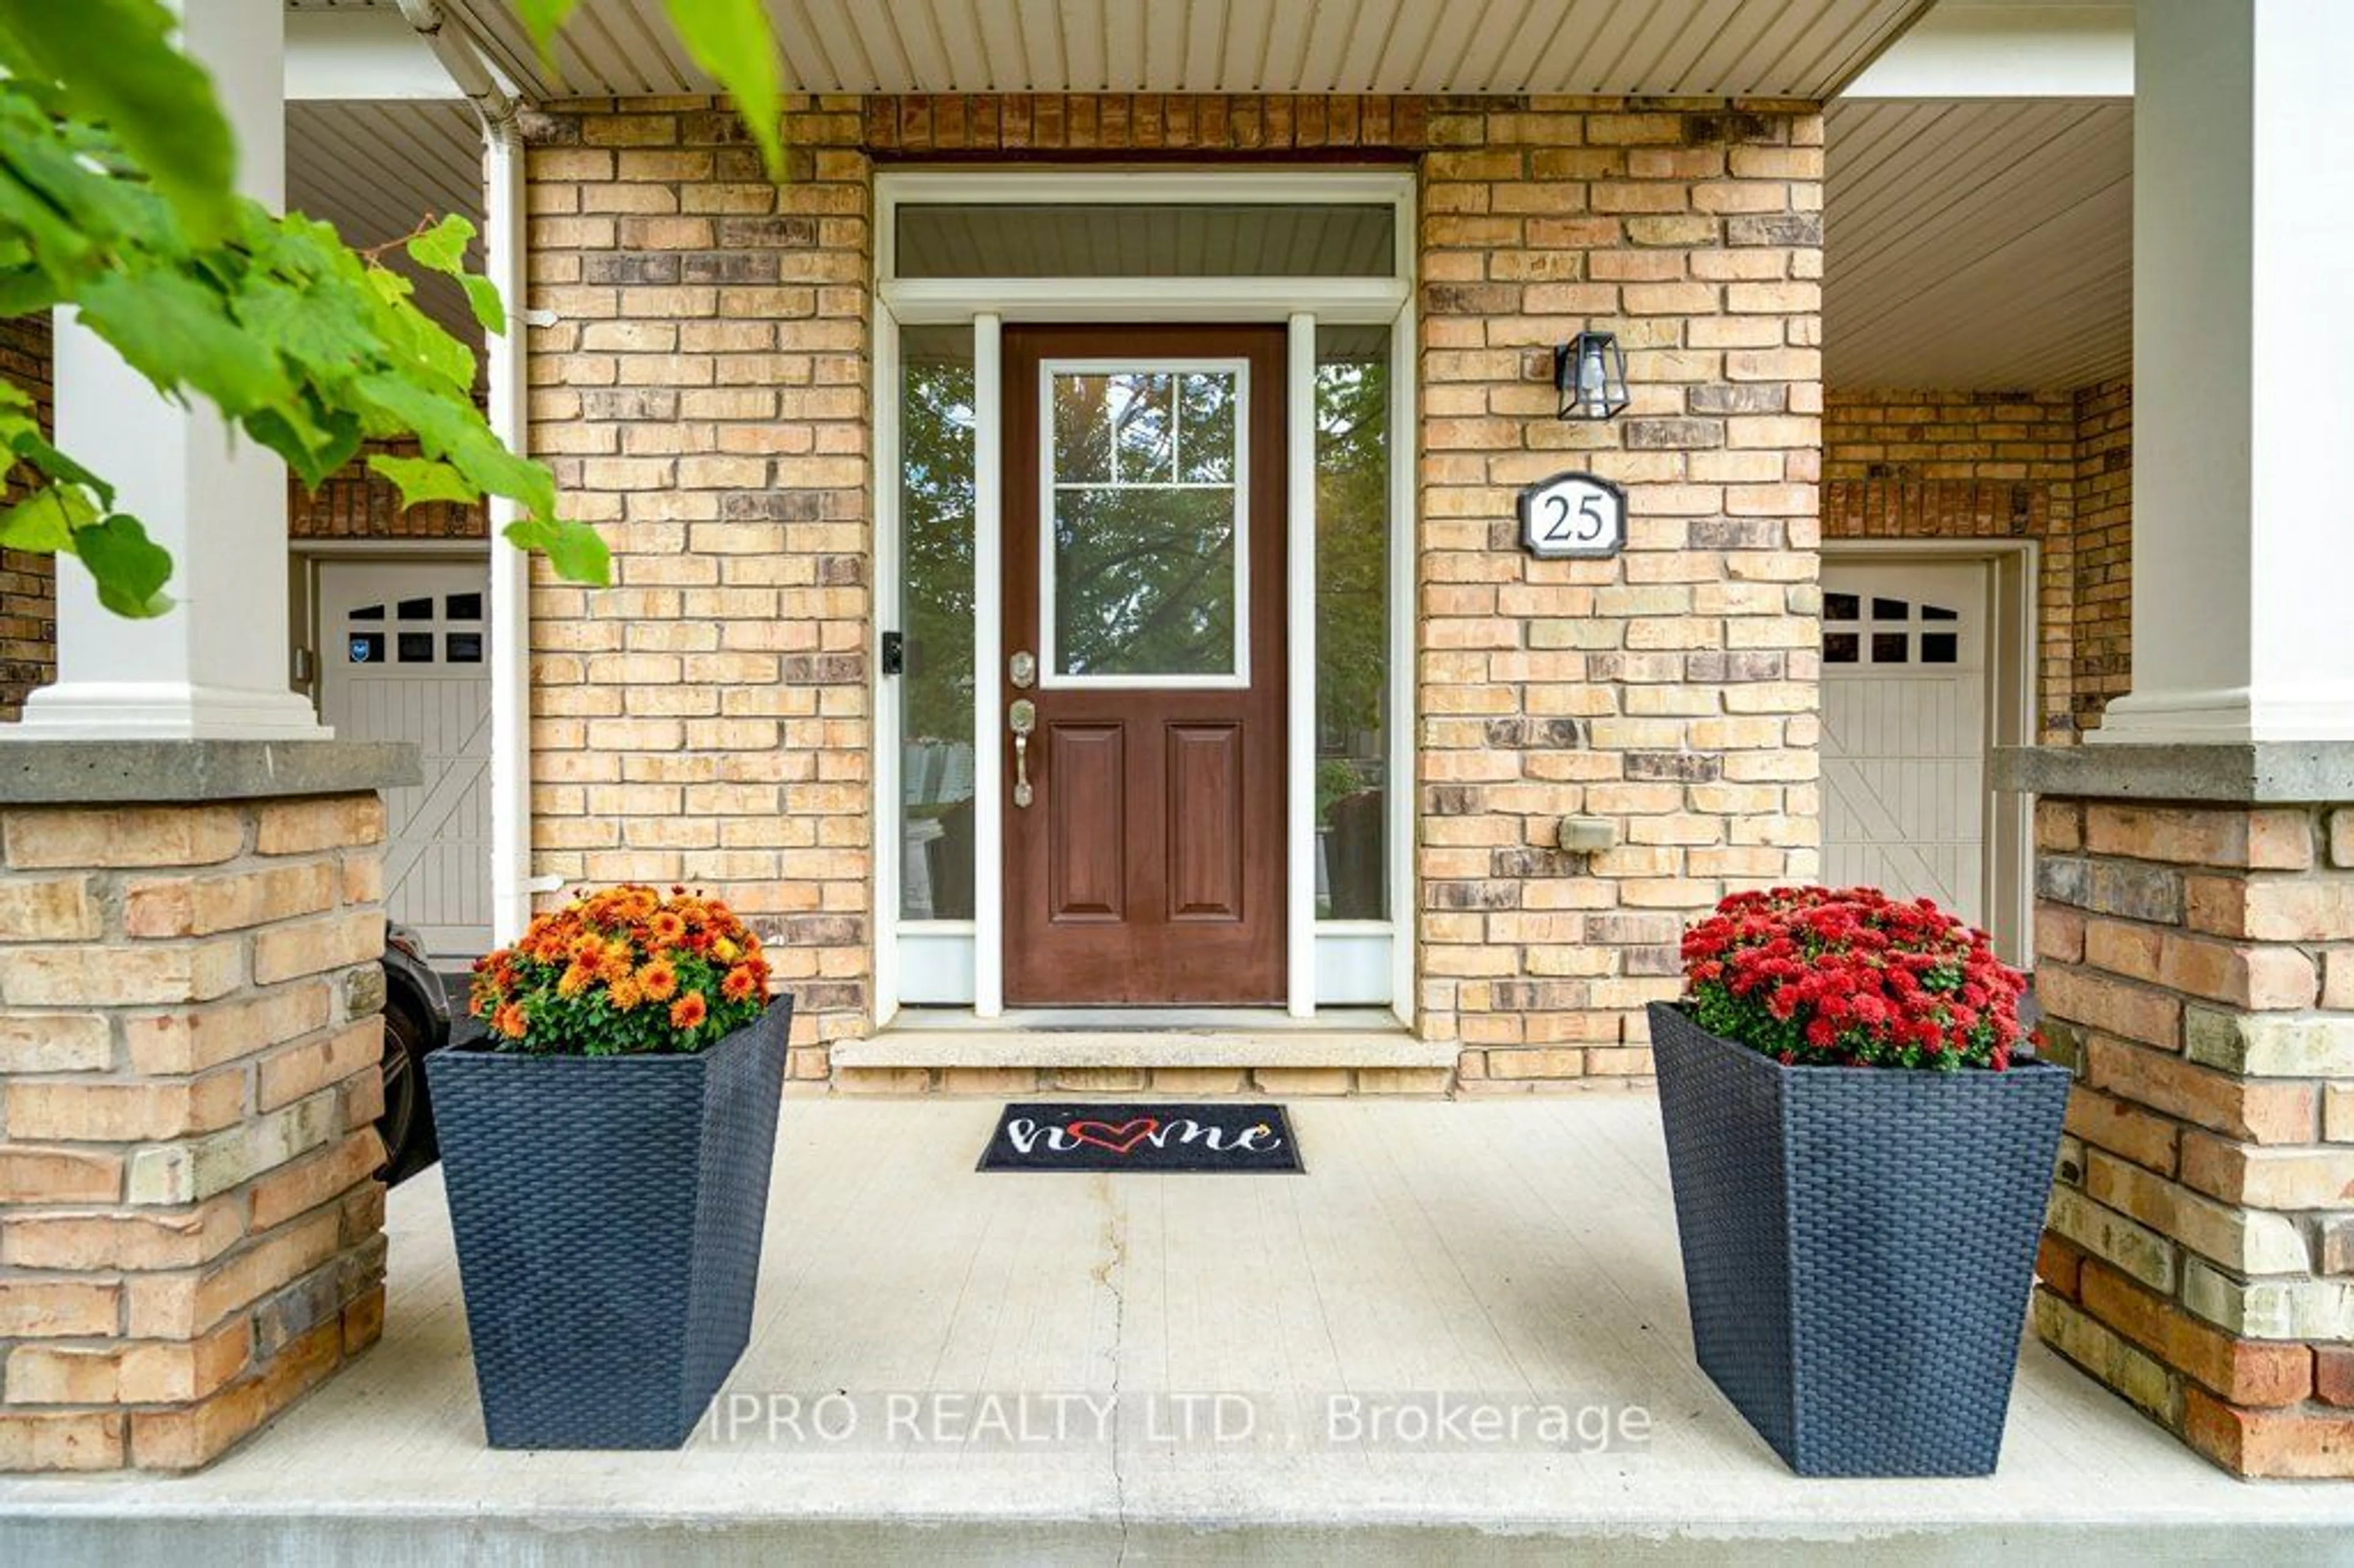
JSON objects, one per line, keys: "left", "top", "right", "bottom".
{"left": 1315, "top": 332, "right": 1390, "bottom": 921}
{"left": 899, "top": 329, "right": 977, "bottom": 921}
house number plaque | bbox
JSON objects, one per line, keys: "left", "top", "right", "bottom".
{"left": 1517, "top": 471, "right": 1627, "bottom": 560}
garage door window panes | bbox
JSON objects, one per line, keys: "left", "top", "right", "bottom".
{"left": 343, "top": 595, "right": 486, "bottom": 668}
{"left": 1824, "top": 592, "right": 1961, "bottom": 666}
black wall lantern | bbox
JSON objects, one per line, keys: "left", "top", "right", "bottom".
{"left": 1555, "top": 330, "right": 1629, "bottom": 421}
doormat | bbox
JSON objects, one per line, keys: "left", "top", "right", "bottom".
{"left": 978, "top": 1103, "right": 1303, "bottom": 1173}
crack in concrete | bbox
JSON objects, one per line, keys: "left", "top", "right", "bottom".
{"left": 1091, "top": 1171, "right": 1132, "bottom": 1566}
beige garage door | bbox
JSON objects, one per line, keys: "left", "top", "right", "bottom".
{"left": 1821, "top": 559, "right": 1992, "bottom": 929}
{"left": 318, "top": 561, "right": 493, "bottom": 957}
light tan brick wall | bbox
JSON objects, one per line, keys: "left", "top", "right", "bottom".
{"left": 0, "top": 795, "right": 389, "bottom": 1472}
{"left": 2031, "top": 797, "right": 2354, "bottom": 1476}
{"left": 522, "top": 96, "right": 872, "bottom": 1079}
{"left": 527, "top": 93, "right": 1822, "bottom": 1084}
{"left": 1414, "top": 101, "right": 1825, "bottom": 1084}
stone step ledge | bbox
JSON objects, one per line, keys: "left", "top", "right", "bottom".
{"left": 832, "top": 1030, "right": 1459, "bottom": 1071}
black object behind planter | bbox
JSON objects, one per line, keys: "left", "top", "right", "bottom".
{"left": 425, "top": 997, "right": 792, "bottom": 1450}
{"left": 1646, "top": 1001, "right": 2070, "bottom": 1477}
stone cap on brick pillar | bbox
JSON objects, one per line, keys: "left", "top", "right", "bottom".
{"left": 1995, "top": 744, "right": 2354, "bottom": 805}
{"left": 0, "top": 741, "right": 421, "bottom": 805}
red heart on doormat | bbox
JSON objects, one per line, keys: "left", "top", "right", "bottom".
{"left": 1065, "top": 1118, "right": 1159, "bottom": 1155}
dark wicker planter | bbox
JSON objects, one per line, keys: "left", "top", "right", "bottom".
{"left": 1646, "top": 1000, "right": 2070, "bottom": 1477}
{"left": 424, "top": 997, "right": 793, "bottom": 1450}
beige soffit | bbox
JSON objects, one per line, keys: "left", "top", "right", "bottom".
{"left": 1825, "top": 96, "right": 2131, "bottom": 392}
{"left": 285, "top": 97, "right": 489, "bottom": 346}
{"left": 287, "top": 0, "right": 1929, "bottom": 100}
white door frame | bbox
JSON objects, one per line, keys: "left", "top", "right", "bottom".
{"left": 1820, "top": 539, "right": 2039, "bottom": 966}
{"left": 872, "top": 168, "right": 1417, "bottom": 1027}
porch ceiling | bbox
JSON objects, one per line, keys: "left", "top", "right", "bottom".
{"left": 1824, "top": 96, "right": 2133, "bottom": 392}
{"left": 284, "top": 0, "right": 1930, "bottom": 100}
{"left": 284, "top": 98, "right": 488, "bottom": 348}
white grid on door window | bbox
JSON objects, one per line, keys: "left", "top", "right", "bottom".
{"left": 1038, "top": 357, "right": 1249, "bottom": 688}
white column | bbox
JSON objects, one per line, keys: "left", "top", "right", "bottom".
{"left": 18, "top": 0, "right": 326, "bottom": 740}
{"left": 2095, "top": 0, "right": 2354, "bottom": 745}
{"left": 484, "top": 121, "right": 531, "bottom": 942}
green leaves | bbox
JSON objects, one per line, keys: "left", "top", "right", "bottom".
{"left": 661, "top": 0, "right": 786, "bottom": 180}
{"left": 0, "top": 487, "right": 94, "bottom": 555}
{"left": 405, "top": 213, "right": 473, "bottom": 276}
{"left": 0, "top": 0, "right": 815, "bottom": 622}
{"left": 81, "top": 268, "right": 291, "bottom": 417}
{"left": 505, "top": 517, "right": 612, "bottom": 588}
{"left": 0, "top": 0, "right": 235, "bottom": 240}
{"left": 0, "top": 64, "right": 621, "bottom": 617}
{"left": 369, "top": 454, "right": 479, "bottom": 509}
{"left": 0, "top": 382, "right": 170, "bottom": 617}
{"left": 405, "top": 213, "right": 506, "bottom": 335}
{"left": 72, "top": 514, "right": 172, "bottom": 618}
{"left": 460, "top": 274, "right": 508, "bottom": 336}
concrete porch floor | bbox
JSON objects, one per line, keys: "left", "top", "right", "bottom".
{"left": 5, "top": 1098, "right": 2352, "bottom": 1564}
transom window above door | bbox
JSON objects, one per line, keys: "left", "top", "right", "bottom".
{"left": 1043, "top": 360, "right": 1248, "bottom": 685}
{"left": 894, "top": 202, "right": 1396, "bottom": 279}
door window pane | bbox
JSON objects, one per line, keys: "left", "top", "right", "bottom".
{"left": 1315, "top": 325, "right": 1389, "bottom": 921}
{"left": 1047, "top": 365, "right": 1243, "bottom": 681}
{"left": 899, "top": 325, "right": 978, "bottom": 922}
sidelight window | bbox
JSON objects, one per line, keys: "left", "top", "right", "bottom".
{"left": 897, "top": 324, "right": 979, "bottom": 922}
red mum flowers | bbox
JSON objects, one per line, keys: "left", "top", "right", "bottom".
{"left": 1680, "top": 886, "right": 2033, "bottom": 1072}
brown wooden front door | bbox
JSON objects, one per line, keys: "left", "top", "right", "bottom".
{"left": 1002, "top": 324, "right": 1287, "bottom": 1006}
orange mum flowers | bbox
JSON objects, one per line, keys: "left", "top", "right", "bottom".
{"left": 465, "top": 883, "right": 770, "bottom": 1056}
{"left": 637, "top": 959, "right": 679, "bottom": 1002}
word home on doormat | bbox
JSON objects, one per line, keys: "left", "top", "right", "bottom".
{"left": 978, "top": 1103, "right": 1304, "bottom": 1173}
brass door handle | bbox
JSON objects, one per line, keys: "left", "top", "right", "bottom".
{"left": 1010, "top": 698, "right": 1036, "bottom": 809}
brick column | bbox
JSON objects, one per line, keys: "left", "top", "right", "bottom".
{"left": 2003, "top": 748, "right": 2354, "bottom": 1476}
{"left": 0, "top": 742, "right": 415, "bottom": 1472}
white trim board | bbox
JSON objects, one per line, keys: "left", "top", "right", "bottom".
{"left": 1285, "top": 313, "right": 1317, "bottom": 1018}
